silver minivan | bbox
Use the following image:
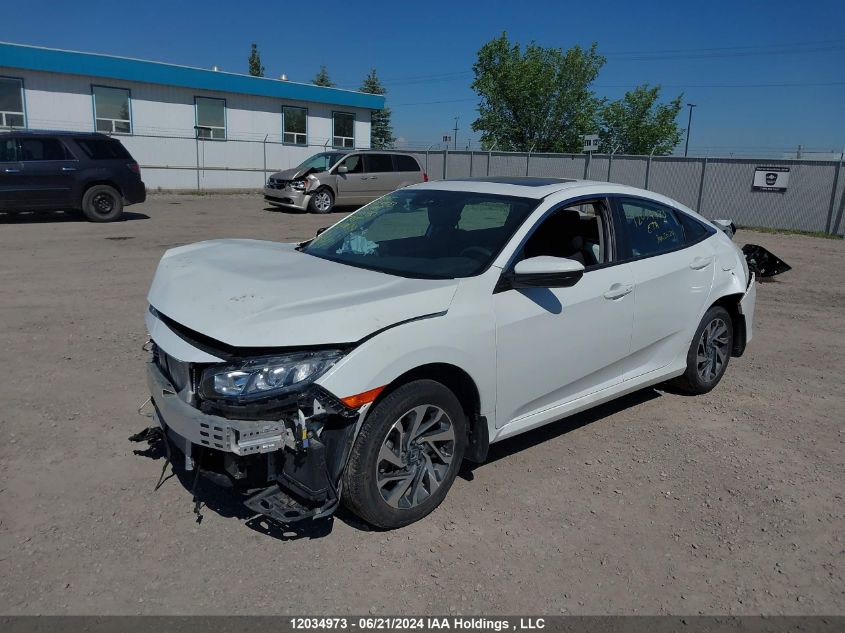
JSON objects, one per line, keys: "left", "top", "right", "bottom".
{"left": 264, "top": 150, "right": 427, "bottom": 213}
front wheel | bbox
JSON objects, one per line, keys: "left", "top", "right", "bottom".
{"left": 308, "top": 187, "right": 334, "bottom": 214}
{"left": 81, "top": 185, "right": 124, "bottom": 222}
{"left": 341, "top": 380, "right": 467, "bottom": 529}
{"left": 670, "top": 306, "right": 733, "bottom": 395}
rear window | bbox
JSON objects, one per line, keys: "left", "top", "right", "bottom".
{"left": 394, "top": 154, "right": 420, "bottom": 172}
{"left": 74, "top": 138, "right": 131, "bottom": 160}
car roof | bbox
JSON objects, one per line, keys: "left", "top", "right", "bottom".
{"left": 0, "top": 129, "right": 114, "bottom": 139}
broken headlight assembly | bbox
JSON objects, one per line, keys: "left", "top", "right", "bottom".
{"left": 198, "top": 350, "right": 344, "bottom": 402}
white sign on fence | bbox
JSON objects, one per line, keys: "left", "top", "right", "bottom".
{"left": 583, "top": 134, "right": 600, "bottom": 153}
{"left": 753, "top": 166, "right": 790, "bottom": 192}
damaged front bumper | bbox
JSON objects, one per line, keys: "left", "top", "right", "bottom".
{"left": 145, "top": 359, "right": 366, "bottom": 523}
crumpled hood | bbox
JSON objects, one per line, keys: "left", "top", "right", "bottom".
{"left": 147, "top": 240, "right": 458, "bottom": 349}
{"left": 271, "top": 166, "right": 321, "bottom": 180}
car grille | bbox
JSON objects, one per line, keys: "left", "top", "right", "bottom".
{"left": 154, "top": 345, "right": 192, "bottom": 394}
{"left": 267, "top": 178, "right": 289, "bottom": 190}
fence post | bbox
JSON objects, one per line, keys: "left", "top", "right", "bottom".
{"left": 443, "top": 148, "right": 448, "bottom": 180}
{"left": 487, "top": 150, "right": 492, "bottom": 176}
{"left": 195, "top": 135, "right": 200, "bottom": 191}
{"left": 262, "top": 134, "right": 268, "bottom": 187}
{"left": 645, "top": 152, "right": 653, "bottom": 190}
{"left": 584, "top": 152, "right": 591, "bottom": 179}
{"left": 469, "top": 151, "right": 474, "bottom": 177}
{"left": 825, "top": 152, "right": 844, "bottom": 234}
{"left": 696, "top": 157, "right": 708, "bottom": 213}
{"left": 607, "top": 153, "right": 613, "bottom": 182}
{"left": 525, "top": 151, "right": 531, "bottom": 176}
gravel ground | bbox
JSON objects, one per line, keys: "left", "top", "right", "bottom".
{"left": 0, "top": 194, "right": 842, "bottom": 616}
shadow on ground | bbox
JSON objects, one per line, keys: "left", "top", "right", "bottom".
{"left": 0, "top": 210, "right": 150, "bottom": 224}
{"left": 131, "top": 387, "right": 663, "bottom": 539}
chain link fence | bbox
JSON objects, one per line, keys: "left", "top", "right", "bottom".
{"left": 119, "top": 131, "right": 845, "bottom": 236}
{"left": 408, "top": 149, "right": 845, "bottom": 235}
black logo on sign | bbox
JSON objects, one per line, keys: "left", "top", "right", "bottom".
{"left": 765, "top": 173, "right": 778, "bottom": 186}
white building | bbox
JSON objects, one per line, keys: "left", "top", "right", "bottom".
{"left": 0, "top": 42, "right": 384, "bottom": 189}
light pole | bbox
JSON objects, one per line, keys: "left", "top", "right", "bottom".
{"left": 684, "top": 103, "right": 697, "bottom": 157}
{"left": 453, "top": 117, "right": 459, "bottom": 151}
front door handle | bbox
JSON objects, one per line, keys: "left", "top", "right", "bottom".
{"left": 603, "top": 283, "right": 633, "bottom": 300}
{"left": 62, "top": 167, "right": 77, "bottom": 172}
{"left": 689, "top": 256, "right": 713, "bottom": 270}
{"left": 3, "top": 168, "right": 20, "bottom": 173}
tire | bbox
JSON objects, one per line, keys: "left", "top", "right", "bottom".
{"left": 670, "top": 305, "right": 733, "bottom": 395}
{"left": 308, "top": 187, "right": 334, "bottom": 214}
{"left": 81, "top": 185, "right": 124, "bottom": 222}
{"left": 341, "top": 379, "right": 467, "bottom": 529}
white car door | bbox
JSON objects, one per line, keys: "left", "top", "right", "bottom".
{"left": 493, "top": 199, "right": 635, "bottom": 429}
{"left": 615, "top": 196, "right": 716, "bottom": 380}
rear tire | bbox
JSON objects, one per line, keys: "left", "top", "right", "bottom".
{"left": 81, "top": 185, "right": 124, "bottom": 222}
{"left": 308, "top": 187, "right": 334, "bottom": 214}
{"left": 341, "top": 380, "right": 467, "bottom": 529}
{"left": 670, "top": 306, "right": 733, "bottom": 395}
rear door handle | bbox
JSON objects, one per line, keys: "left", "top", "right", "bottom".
{"left": 62, "top": 167, "right": 77, "bottom": 172}
{"left": 3, "top": 168, "right": 20, "bottom": 173}
{"left": 603, "top": 283, "right": 633, "bottom": 300}
{"left": 689, "top": 256, "right": 713, "bottom": 270}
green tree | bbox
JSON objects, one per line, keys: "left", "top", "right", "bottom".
{"left": 471, "top": 33, "right": 606, "bottom": 152}
{"left": 598, "top": 85, "right": 683, "bottom": 155}
{"left": 360, "top": 69, "right": 395, "bottom": 149}
{"left": 248, "top": 43, "right": 264, "bottom": 77}
{"left": 312, "top": 65, "right": 335, "bottom": 87}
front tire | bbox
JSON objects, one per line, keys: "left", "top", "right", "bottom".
{"left": 670, "top": 305, "right": 733, "bottom": 395}
{"left": 81, "top": 185, "right": 124, "bottom": 222}
{"left": 308, "top": 187, "right": 334, "bottom": 214}
{"left": 341, "top": 380, "right": 467, "bottom": 529}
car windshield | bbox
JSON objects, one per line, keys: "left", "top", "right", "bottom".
{"left": 302, "top": 189, "right": 539, "bottom": 279}
{"left": 296, "top": 152, "right": 345, "bottom": 172}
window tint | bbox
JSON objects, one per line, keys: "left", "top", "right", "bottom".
{"left": 92, "top": 86, "right": 131, "bottom": 134}
{"left": 195, "top": 97, "right": 226, "bottom": 139}
{"left": 282, "top": 106, "right": 307, "bottom": 145}
{"left": 20, "top": 138, "right": 71, "bottom": 161}
{"left": 620, "top": 198, "right": 685, "bottom": 258}
{"left": 394, "top": 154, "right": 420, "bottom": 172}
{"left": 332, "top": 112, "right": 354, "bottom": 148}
{"left": 0, "top": 77, "right": 26, "bottom": 128}
{"left": 365, "top": 153, "right": 394, "bottom": 173}
{"left": 0, "top": 138, "right": 19, "bottom": 161}
{"left": 75, "top": 138, "right": 130, "bottom": 160}
{"left": 677, "top": 211, "right": 711, "bottom": 243}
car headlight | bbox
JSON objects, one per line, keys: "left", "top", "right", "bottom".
{"left": 290, "top": 179, "right": 308, "bottom": 191}
{"left": 199, "top": 350, "right": 344, "bottom": 401}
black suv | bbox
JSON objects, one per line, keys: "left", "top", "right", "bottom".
{"left": 0, "top": 131, "right": 146, "bottom": 222}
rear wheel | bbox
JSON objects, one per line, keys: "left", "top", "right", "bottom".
{"left": 81, "top": 185, "right": 124, "bottom": 222}
{"left": 670, "top": 306, "right": 733, "bottom": 395}
{"left": 308, "top": 187, "right": 334, "bottom": 214}
{"left": 341, "top": 380, "right": 467, "bottom": 529}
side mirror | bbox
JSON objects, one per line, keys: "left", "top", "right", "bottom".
{"left": 316, "top": 226, "right": 328, "bottom": 236}
{"left": 337, "top": 165, "right": 348, "bottom": 174}
{"left": 506, "top": 256, "right": 585, "bottom": 289}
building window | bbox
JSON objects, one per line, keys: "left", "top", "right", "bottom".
{"left": 0, "top": 77, "right": 26, "bottom": 129}
{"left": 92, "top": 86, "right": 132, "bottom": 134}
{"left": 283, "top": 106, "right": 307, "bottom": 145}
{"left": 332, "top": 112, "right": 355, "bottom": 148}
{"left": 195, "top": 97, "right": 226, "bottom": 139}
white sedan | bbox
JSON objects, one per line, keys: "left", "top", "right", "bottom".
{"left": 143, "top": 177, "right": 757, "bottom": 529}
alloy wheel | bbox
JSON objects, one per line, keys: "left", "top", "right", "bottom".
{"left": 696, "top": 317, "right": 729, "bottom": 383}
{"left": 375, "top": 404, "right": 455, "bottom": 509}
{"left": 313, "top": 191, "right": 332, "bottom": 212}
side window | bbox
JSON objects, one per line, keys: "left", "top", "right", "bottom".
{"left": 0, "top": 138, "right": 19, "bottom": 161}
{"left": 677, "top": 211, "right": 712, "bottom": 244}
{"left": 195, "top": 97, "right": 226, "bottom": 139}
{"left": 519, "top": 199, "right": 610, "bottom": 268}
{"left": 332, "top": 112, "right": 355, "bottom": 148}
{"left": 282, "top": 106, "right": 307, "bottom": 145}
{"left": 92, "top": 86, "right": 132, "bottom": 134}
{"left": 340, "top": 154, "right": 364, "bottom": 174}
{"left": 365, "top": 153, "right": 394, "bottom": 173}
{"left": 619, "top": 198, "right": 685, "bottom": 258}
{"left": 394, "top": 155, "right": 420, "bottom": 172}
{"left": 19, "top": 138, "right": 71, "bottom": 161}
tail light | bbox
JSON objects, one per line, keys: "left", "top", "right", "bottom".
{"left": 423, "top": 172, "right": 429, "bottom": 182}
{"left": 127, "top": 162, "right": 141, "bottom": 175}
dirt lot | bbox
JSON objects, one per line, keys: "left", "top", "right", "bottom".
{"left": 0, "top": 194, "right": 843, "bottom": 616}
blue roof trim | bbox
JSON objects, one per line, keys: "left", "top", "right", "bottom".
{"left": 0, "top": 42, "right": 385, "bottom": 110}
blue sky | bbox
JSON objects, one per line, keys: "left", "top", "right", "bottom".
{"left": 2, "top": 0, "right": 844, "bottom": 156}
